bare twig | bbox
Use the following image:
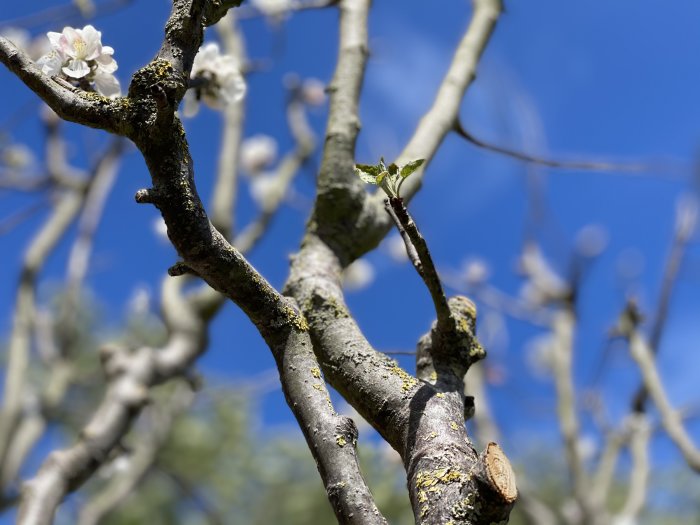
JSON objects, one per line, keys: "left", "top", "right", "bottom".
{"left": 376, "top": 0, "right": 503, "bottom": 205}
{"left": 453, "top": 120, "right": 685, "bottom": 177}
{"left": 612, "top": 414, "right": 651, "bottom": 523}
{"left": 627, "top": 329, "right": 700, "bottom": 472}
{"left": 631, "top": 197, "right": 697, "bottom": 413}
{"left": 77, "top": 381, "right": 195, "bottom": 525}
{"left": 384, "top": 198, "right": 450, "bottom": 327}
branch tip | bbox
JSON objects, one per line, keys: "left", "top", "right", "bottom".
{"left": 134, "top": 188, "right": 159, "bottom": 204}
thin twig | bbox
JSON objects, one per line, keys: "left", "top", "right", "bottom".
{"left": 631, "top": 197, "right": 697, "bottom": 412}
{"left": 628, "top": 330, "right": 700, "bottom": 472}
{"left": 384, "top": 197, "right": 450, "bottom": 327}
{"left": 454, "top": 120, "right": 685, "bottom": 177}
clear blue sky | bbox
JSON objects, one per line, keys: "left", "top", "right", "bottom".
{"left": 1, "top": 0, "right": 700, "bottom": 516}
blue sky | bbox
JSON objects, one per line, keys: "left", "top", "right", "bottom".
{"left": 2, "top": 0, "right": 700, "bottom": 516}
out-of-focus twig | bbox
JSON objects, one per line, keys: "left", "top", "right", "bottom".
{"left": 384, "top": 197, "right": 451, "bottom": 328}
{"left": 77, "top": 380, "right": 195, "bottom": 525}
{"left": 631, "top": 196, "right": 697, "bottom": 413}
{"left": 454, "top": 120, "right": 686, "bottom": 178}
{"left": 626, "top": 325, "right": 700, "bottom": 473}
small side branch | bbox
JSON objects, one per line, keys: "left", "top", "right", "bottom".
{"left": 627, "top": 328, "right": 700, "bottom": 472}
{"left": 453, "top": 120, "right": 677, "bottom": 175}
{"left": 384, "top": 198, "right": 450, "bottom": 327}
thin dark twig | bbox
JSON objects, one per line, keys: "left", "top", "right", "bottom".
{"left": 454, "top": 120, "right": 685, "bottom": 177}
{"left": 384, "top": 200, "right": 420, "bottom": 270}
{"left": 384, "top": 197, "right": 451, "bottom": 327}
{"left": 631, "top": 198, "right": 696, "bottom": 412}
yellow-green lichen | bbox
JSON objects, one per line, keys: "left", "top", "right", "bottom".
{"left": 336, "top": 435, "right": 347, "bottom": 447}
{"left": 416, "top": 467, "right": 463, "bottom": 492}
{"left": 281, "top": 304, "right": 309, "bottom": 331}
{"left": 310, "top": 367, "right": 321, "bottom": 379}
{"left": 436, "top": 393, "right": 445, "bottom": 399}
{"left": 385, "top": 360, "right": 418, "bottom": 393}
{"left": 429, "top": 370, "right": 438, "bottom": 382}
{"left": 451, "top": 491, "right": 481, "bottom": 519}
{"left": 312, "top": 384, "right": 324, "bottom": 391}
{"left": 450, "top": 421, "right": 460, "bottom": 431}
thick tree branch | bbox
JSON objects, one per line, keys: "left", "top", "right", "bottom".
{"left": 307, "top": 0, "right": 371, "bottom": 264}
{"left": 272, "top": 299, "right": 387, "bottom": 525}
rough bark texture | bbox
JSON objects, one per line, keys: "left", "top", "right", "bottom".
{"left": 1, "top": 0, "right": 515, "bottom": 523}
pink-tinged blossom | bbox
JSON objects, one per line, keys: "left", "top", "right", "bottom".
{"left": 36, "top": 25, "right": 121, "bottom": 98}
{"left": 182, "top": 42, "right": 246, "bottom": 117}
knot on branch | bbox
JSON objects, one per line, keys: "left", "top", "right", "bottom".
{"left": 134, "top": 188, "right": 160, "bottom": 204}
{"left": 334, "top": 416, "right": 359, "bottom": 448}
{"left": 202, "top": 0, "right": 245, "bottom": 26}
{"left": 126, "top": 60, "right": 187, "bottom": 132}
{"left": 421, "top": 296, "right": 485, "bottom": 382}
{"left": 168, "top": 262, "right": 199, "bottom": 277}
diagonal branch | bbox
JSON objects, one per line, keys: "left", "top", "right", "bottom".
{"left": 627, "top": 327, "right": 700, "bottom": 473}
{"left": 453, "top": 120, "right": 682, "bottom": 176}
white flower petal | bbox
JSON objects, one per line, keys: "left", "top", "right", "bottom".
{"left": 181, "top": 89, "right": 200, "bottom": 118}
{"left": 62, "top": 58, "right": 90, "bottom": 78}
{"left": 61, "top": 27, "right": 81, "bottom": 58}
{"left": 240, "top": 135, "right": 278, "bottom": 174}
{"left": 93, "top": 73, "right": 121, "bottom": 98}
{"left": 46, "top": 31, "right": 63, "bottom": 50}
{"left": 96, "top": 54, "right": 118, "bottom": 74}
{"left": 79, "top": 25, "right": 102, "bottom": 59}
{"left": 36, "top": 50, "right": 64, "bottom": 76}
{"left": 343, "top": 259, "right": 375, "bottom": 291}
{"left": 219, "top": 72, "right": 246, "bottom": 105}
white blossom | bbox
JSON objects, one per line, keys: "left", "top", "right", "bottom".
{"left": 460, "top": 257, "right": 490, "bottom": 286}
{"left": 183, "top": 42, "right": 246, "bottom": 117}
{"left": 342, "top": 259, "right": 375, "bottom": 291}
{"left": 127, "top": 286, "right": 151, "bottom": 317}
{"left": 574, "top": 224, "right": 608, "bottom": 258}
{"left": 301, "top": 78, "right": 326, "bottom": 106}
{"left": 1, "top": 143, "right": 34, "bottom": 169}
{"left": 249, "top": 173, "right": 279, "bottom": 207}
{"left": 36, "top": 25, "right": 121, "bottom": 98}
{"left": 1, "top": 27, "right": 51, "bottom": 61}
{"left": 252, "top": 0, "right": 293, "bottom": 18}
{"left": 385, "top": 233, "right": 408, "bottom": 262}
{"left": 152, "top": 216, "right": 169, "bottom": 242}
{"left": 240, "top": 135, "right": 277, "bottom": 174}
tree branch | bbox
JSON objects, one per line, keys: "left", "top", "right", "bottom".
{"left": 0, "top": 38, "right": 125, "bottom": 135}
{"left": 453, "top": 120, "right": 681, "bottom": 176}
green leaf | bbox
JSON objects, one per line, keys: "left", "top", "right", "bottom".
{"left": 354, "top": 163, "right": 382, "bottom": 177}
{"left": 376, "top": 171, "right": 389, "bottom": 185}
{"left": 388, "top": 163, "right": 399, "bottom": 176}
{"left": 354, "top": 167, "right": 378, "bottom": 184}
{"left": 399, "top": 159, "right": 425, "bottom": 178}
